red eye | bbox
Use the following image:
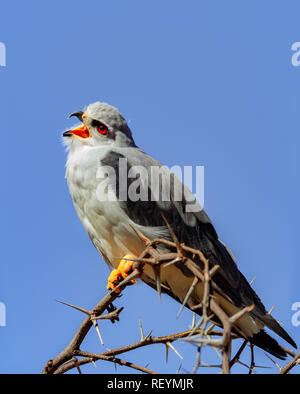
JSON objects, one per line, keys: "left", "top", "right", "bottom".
{"left": 98, "top": 124, "right": 108, "bottom": 135}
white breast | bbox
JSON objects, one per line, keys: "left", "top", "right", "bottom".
{"left": 65, "top": 145, "right": 146, "bottom": 268}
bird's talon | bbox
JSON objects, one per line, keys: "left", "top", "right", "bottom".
{"left": 107, "top": 254, "right": 137, "bottom": 293}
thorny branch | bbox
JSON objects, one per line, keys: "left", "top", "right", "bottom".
{"left": 42, "top": 224, "right": 298, "bottom": 375}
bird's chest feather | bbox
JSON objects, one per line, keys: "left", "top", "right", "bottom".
{"left": 65, "top": 147, "right": 144, "bottom": 267}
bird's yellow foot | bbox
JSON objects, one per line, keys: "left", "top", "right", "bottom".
{"left": 107, "top": 254, "right": 137, "bottom": 293}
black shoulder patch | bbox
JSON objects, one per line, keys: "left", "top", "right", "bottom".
{"left": 100, "top": 151, "right": 126, "bottom": 168}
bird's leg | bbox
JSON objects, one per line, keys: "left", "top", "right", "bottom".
{"left": 107, "top": 254, "right": 137, "bottom": 294}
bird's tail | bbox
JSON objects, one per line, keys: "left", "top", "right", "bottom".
{"left": 250, "top": 329, "right": 288, "bottom": 360}
{"left": 251, "top": 307, "right": 297, "bottom": 350}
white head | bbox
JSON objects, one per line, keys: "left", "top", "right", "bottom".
{"left": 63, "top": 102, "right": 136, "bottom": 150}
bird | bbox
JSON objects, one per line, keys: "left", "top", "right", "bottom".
{"left": 62, "top": 101, "right": 296, "bottom": 359}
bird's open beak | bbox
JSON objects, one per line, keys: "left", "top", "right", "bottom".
{"left": 63, "top": 111, "right": 91, "bottom": 139}
{"left": 63, "top": 124, "right": 91, "bottom": 139}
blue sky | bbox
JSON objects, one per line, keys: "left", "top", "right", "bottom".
{"left": 0, "top": 0, "right": 299, "bottom": 374}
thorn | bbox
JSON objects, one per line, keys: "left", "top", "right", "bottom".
{"left": 252, "top": 365, "right": 272, "bottom": 369}
{"left": 264, "top": 353, "right": 281, "bottom": 371}
{"left": 268, "top": 305, "right": 276, "bottom": 315}
{"left": 188, "top": 316, "right": 204, "bottom": 337}
{"left": 129, "top": 224, "right": 150, "bottom": 245}
{"left": 73, "top": 358, "right": 82, "bottom": 374}
{"left": 177, "top": 277, "right": 199, "bottom": 318}
{"left": 167, "top": 341, "right": 183, "bottom": 360}
{"left": 153, "top": 265, "right": 161, "bottom": 301}
{"left": 176, "top": 364, "right": 182, "bottom": 374}
{"left": 92, "top": 320, "right": 104, "bottom": 345}
{"left": 205, "top": 322, "right": 216, "bottom": 336}
{"left": 90, "top": 359, "right": 97, "bottom": 367}
{"left": 165, "top": 343, "right": 169, "bottom": 363}
{"left": 191, "top": 312, "right": 196, "bottom": 329}
{"left": 160, "top": 212, "right": 184, "bottom": 258}
{"left": 209, "top": 265, "right": 220, "bottom": 277}
{"left": 249, "top": 277, "right": 256, "bottom": 285}
{"left": 229, "top": 304, "right": 254, "bottom": 324}
{"left": 120, "top": 256, "right": 154, "bottom": 264}
{"left": 163, "top": 257, "right": 182, "bottom": 268}
{"left": 181, "top": 367, "right": 192, "bottom": 374}
{"left": 191, "top": 302, "right": 202, "bottom": 311}
{"left": 56, "top": 300, "right": 90, "bottom": 316}
{"left": 236, "top": 360, "right": 257, "bottom": 373}
{"left": 76, "top": 365, "right": 82, "bottom": 374}
{"left": 139, "top": 318, "right": 145, "bottom": 341}
{"left": 192, "top": 346, "right": 201, "bottom": 374}
{"left": 144, "top": 330, "right": 153, "bottom": 341}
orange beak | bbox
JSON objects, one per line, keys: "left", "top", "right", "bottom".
{"left": 63, "top": 124, "right": 91, "bottom": 139}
